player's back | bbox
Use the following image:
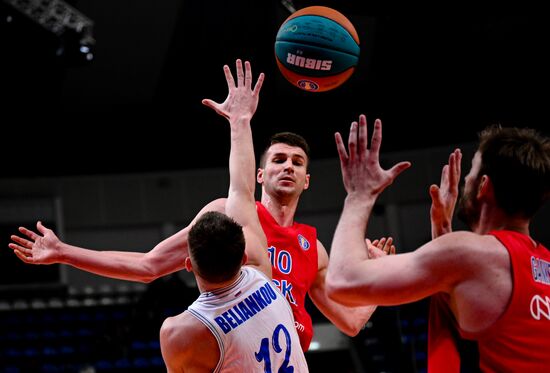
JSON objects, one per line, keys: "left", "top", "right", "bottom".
{"left": 188, "top": 266, "right": 308, "bottom": 372}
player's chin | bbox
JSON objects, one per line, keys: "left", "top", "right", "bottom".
{"left": 275, "top": 185, "right": 298, "bottom": 195}
{"left": 277, "top": 181, "right": 298, "bottom": 190}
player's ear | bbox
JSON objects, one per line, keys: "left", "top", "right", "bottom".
{"left": 184, "top": 257, "right": 193, "bottom": 272}
{"left": 257, "top": 168, "right": 264, "bottom": 184}
{"left": 478, "top": 175, "right": 494, "bottom": 202}
{"left": 242, "top": 253, "right": 248, "bottom": 266}
{"left": 303, "top": 173, "right": 310, "bottom": 190}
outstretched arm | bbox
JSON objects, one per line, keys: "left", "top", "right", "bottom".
{"left": 202, "top": 59, "right": 270, "bottom": 277}
{"left": 429, "top": 149, "right": 462, "bottom": 239}
{"left": 8, "top": 61, "right": 269, "bottom": 283}
{"left": 9, "top": 198, "right": 226, "bottom": 283}
{"left": 326, "top": 115, "right": 410, "bottom": 305}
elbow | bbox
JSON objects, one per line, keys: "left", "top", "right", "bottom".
{"left": 340, "top": 325, "right": 361, "bottom": 337}
{"left": 130, "top": 270, "right": 157, "bottom": 284}
{"left": 348, "top": 317, "right": 370, "bottom": 336}
{"left": 347, "top": 328, "right": 362, "bottom": 338}
{"left": 140, "top": 276, "right": 156, "bottom": 284}
{"left": 332, "top": 315, "right": 364, "bottom": 337}
{"left": 140, "top": 266, "right": 164, "bottom": 283}
{"left": 138, "top": 258, "right": 163, "bottom": 283}
{"left": 325, "top": 278, "right": 351, "bottom": 305}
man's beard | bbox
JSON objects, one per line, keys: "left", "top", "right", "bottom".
{"left": 457, "top": 181, "right": 481, "bottom": 229}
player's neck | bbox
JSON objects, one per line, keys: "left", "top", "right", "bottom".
{"left": 260, "top": 192, "right": 299, "bottom": 227}
{"left": 473, "top": 205, "right": 530, "bottom": 237}
{"left": 195, "top": 271, "right": 241, "bottom": 294}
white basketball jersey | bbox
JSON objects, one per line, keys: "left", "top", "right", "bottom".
{"left": 188, "top": 266, "right": 309, "bottom": 373}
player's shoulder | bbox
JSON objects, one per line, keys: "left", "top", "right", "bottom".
{"left": 443, "top": 231, "right": 502, "bottom": 249}
{"left": 161, "top": 311, "right": 209, "bottom": 347}
{"left": 426, "top": 231, "right": 508, "bottom": 266}
{"left": 207, "top": 197, "right": 228, "bottom": 211}
{"left": 160, "top": 311, "right": 219, "bottom": 370}
{"left": 433, "top": 230, "right": 486, "bottom": 247}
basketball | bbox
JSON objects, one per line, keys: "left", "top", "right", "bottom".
{"left": 274, "top": 6, "right": 360, "bottom": 92}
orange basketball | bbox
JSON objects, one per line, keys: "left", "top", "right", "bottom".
{"left": 274, "top": 6, "right": 360, "bottom": 92}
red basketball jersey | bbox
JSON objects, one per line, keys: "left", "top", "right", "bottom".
{"left": 428, "top": 230, "right": 550, "bottom": 372}
{"left": 463, "top": 230, "right": 550, "bottom": 372}
{"left": 256, "top": 202, "right": 318, "bottom": 351}
{"left": 427, "top": 293, "right": 461, "bottom": 373}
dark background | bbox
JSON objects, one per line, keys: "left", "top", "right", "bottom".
{"left": 2, "top": 3, "right": 549, "bottom": 178}
{"left": 1, "top": 5, "right": 548, "bottom": 371}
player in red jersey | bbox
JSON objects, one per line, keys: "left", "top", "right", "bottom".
{"left": 327, "top": 115, "right": 550, "bottom": 372}
{"left": 10, "top": 61, "right": 393, "bottom": 352}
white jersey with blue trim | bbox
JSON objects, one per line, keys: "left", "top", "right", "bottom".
{"left": 188, "top": 266, "right": 309, "bottom": 373}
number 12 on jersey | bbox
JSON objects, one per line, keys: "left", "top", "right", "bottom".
{"left": 255, "top": 324, "right": 294, "bottom": 373}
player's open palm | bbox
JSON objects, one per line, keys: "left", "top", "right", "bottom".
{"left": 367, "top": 237, "right": 396, "bottom": 259}
{"left": 429, "top": 148, "right": 461, "bottom": 238}
{"left": 202, "top": 59, "right": 264, "bottom": 122}
{"left": 9, "top": 221, "right": 61, "bottom": 265}
{"left": 335, "top": 115, "right": 411, "bottom": 199}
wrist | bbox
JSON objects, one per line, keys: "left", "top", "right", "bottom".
{"left": 345, "top": 193, "right": 376, "bottom": 208}
{"left": 56, "top": 241, "right": 69, "bottom": 263}
{"left": 431, "top": 221, "right": 452, "bottom": 239}
{"left": 230, "top": 115, "right": 253, "bottom": 126}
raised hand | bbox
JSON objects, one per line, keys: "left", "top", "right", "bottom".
{"left": 202, "top": 59, "right": 264, "bottom": 123}
{"left": 335, "top": 115, "right": 411, "bottom": 199}
{"left": 9, "top": 221, "right": 61, "bottom": 264}
{"left": 367, "top": 237, "right": 396, "bottom": 258}
{"left": 429, "top": 149, "right": 462, "bottom": 238}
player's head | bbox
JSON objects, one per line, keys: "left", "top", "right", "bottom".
{"left": 458, "top": 125, "right": 550, "bottom": 226}
{"left": 188, "top": 211, "right": 246, "bottom": 283}
{"left": 259, "top": 132, "right": 311, "bottom": 169}
{"left": 257, "top": 132, "right": 311, "bottom": 200}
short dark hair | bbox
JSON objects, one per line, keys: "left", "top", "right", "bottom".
{"left": 188, "top": 211, "right": 245, "bottom": 283}
{"left": 478, "top": 125, "right": 550, "bottom": 218}
{"left": 259, "top": 132, "right": 311, "bottom": 168}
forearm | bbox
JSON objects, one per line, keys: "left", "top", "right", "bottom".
{"left": 431, "top": 220, "right": 452, "bottom": 239}
{"left": 227, "top": 116, "right": 269, "bottom": 272}
{"left": 313, "top": 293, "right": 377, "bottom": 336}
{"left": 228, "top": 116, "right": 256, "bottom": 199}
{"left": 336, "top": 304, "right": 377, "bottom": 336}
{"left": 326, "top": 193, "right": 380, "bottom": 306}
{"left": 58, "top": 234, "right": 188, "bottom": 283}
{"left": 60, "top": 244, "right": 152, "bottom": 282}
{"left": 329, "top": 194, "right": 375, "bottom": 280}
